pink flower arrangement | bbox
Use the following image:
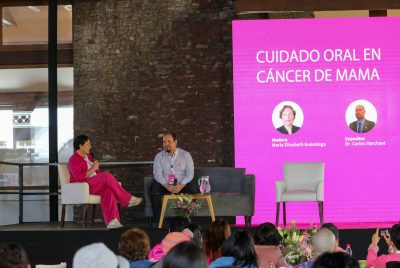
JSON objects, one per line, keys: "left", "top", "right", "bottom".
{"left": 277, "top": 221, "right": 318, "bottom": 265}
{"left": 170, "top": 194, "right": 201, "bottom": 220}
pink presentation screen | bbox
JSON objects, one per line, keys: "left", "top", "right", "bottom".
{"left": 233, "top": 17, "right": 400, "bottom": 224}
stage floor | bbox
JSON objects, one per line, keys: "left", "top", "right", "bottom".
{"left": 0, "top": 221, "right": 393, "bottom": 267}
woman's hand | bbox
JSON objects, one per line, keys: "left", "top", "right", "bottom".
{"left": 92, "top": 160, "right": 99, "bottom": 171}
{"left": 371, "top": 228, "right": 381, "bottom": 247}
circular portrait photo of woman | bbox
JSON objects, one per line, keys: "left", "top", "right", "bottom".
{"left": 272, "top": 101, "right": 304, "bottom": 135}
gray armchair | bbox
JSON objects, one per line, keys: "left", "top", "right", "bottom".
{"left": 144, "top": 167, "right": 255, "bottom": 226}
{"left": 275, "top": 162, "right": 324, "bottom": 226}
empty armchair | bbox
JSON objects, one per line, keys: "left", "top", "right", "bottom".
{"left": 275, "top": 162, "right": 324, "bottom": 226}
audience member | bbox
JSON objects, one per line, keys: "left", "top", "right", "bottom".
{"left": 366, "top": 225, "right": 400, "bottom": 268}
{"left": 321, "top": 223, "right": 345, "bottom": 252}
{"left": 0, "top": 242, "right": 30, "bottom": 268}
{"left": 204, "top": 218, "right": 232, "bottom": 263}
{"left": 186, "top": 223, "right": 203, "bottom": 248}
{"left": 209, "top": 230, "right": 258, "bottom": 268}
{"left": 168, "top": 217, "right": 189, "bottom": 232}
{"left": 150, "top": 231, "right": 191, "bottom": 267}
{"left": 162, "top": 241, "right": 207, "bottom": 268}
{"left": 296, "top": 228, "right": 336, "bottom": 268}
{"left": 313, "top": 252, "right": 360, "bottom": 268}
{"left": 253, "top": 222, "right": 287, "bottom": 267}
{"left": 73, "top": 242, "right": 129, "bottom": 268}
{"left": 148, "top": 224, "right": 192, "bottom": 262}
{"left": 118, "top": 228, "right": 153, "bottom": 268}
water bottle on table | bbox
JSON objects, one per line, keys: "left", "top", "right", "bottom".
{"left": 198, "top": 176, "right": 211, "bottom": 194}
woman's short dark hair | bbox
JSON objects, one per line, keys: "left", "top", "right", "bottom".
{"left": 321, "top": 223, "right": 340, "bottom": 240}
{"left": 118, "top": 228, "right": 150, "bottom": 261}
{"left": 279, "top": 105, "right": 296, "bottom": 119}
{"left": 73, "top": 135, "right": 90, "bottom": 150}
{"left": 313, "top": 252, "right": 359, "bottom": 268}
{"left": 390, "top": 223, "right": 400, "bottom": 250}
{"left": 221, "top": 230, "right": 258, "bottom": 267}
{"left": 254, "top": 222, "right": 282, "bottom": 246}
{"left": 0, "top": 242, "right": 30, "bottom": 268}
{"left": 162, "top": 241, "right": 207, "bottom": 268}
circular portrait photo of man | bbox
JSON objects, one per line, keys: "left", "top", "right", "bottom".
{"left": 272, "top": 101, "right": 304, "bottom": 135}
{"left": 345, "top": 100, "right": 377, "bottom": 134}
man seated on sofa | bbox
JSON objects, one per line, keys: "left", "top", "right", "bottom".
{"left": 150, "top": 131, "right": 197, "bottom": 221}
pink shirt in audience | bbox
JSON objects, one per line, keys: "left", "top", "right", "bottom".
{"left": 366, "top": 246, "right": 400, "bottom": 268}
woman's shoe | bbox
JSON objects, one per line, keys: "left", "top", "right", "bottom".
{"left": 107, "top": 218, "right": 123, "bottom": 229}
{"left": 128, "top": 196, "right": 143, "bottom": 207}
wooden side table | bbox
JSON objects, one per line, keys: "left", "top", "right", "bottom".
{"left": 158, "top": 193, "right": 215, "bottom": 228}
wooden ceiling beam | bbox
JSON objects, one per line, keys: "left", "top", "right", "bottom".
{"left": 234, "top": 0, "right": 400, "bottom": 12}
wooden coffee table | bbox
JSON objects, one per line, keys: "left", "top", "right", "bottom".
{"left": 158, "top": 193, "right": 215, "bottom": 228}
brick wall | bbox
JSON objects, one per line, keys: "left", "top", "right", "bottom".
{"left": 73, "top": 0, "right": 236, "bottom": 222}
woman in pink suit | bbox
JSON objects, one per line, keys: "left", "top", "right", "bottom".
{"left": 68, "top": 135, "right": 142, "bottom": 229}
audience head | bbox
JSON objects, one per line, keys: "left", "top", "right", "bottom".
{"left": 162, "top": 241, "right": 207, "bottom": 268}
{"left": 73, "top": 242, "right": 129, "bottom": 268}
{"left": 0, "top": 242, "right": 30, "bottom": 268}
{"left": 312, "top": 228, "right": 336, "bottom": 257}
{"left": 169, "top": 217, "right": 189, "bottom": 232}
{"left": 118, "top": 228, "right": 150, "bottom": 261}
{"left": 161, "top": 232, "right": 190, "bottom": 255}
{"left": 254, "top": 222, "right": 282, "bottom": 246}
{"left": 321, "top": 223, "right": 340, "bottom": 241}
{"left": 185, "top": 223, "right": 203, "bottom": 248}
{"left": 389, "top": 223, "right": 400, "bottom": 250}
{"left": 313, "top": 252, "right": 360, "bottom": 268}
{"left": 73, "top": 135, "right": 90, "bottom": 151}
{"left": 204, "top": 218, "right": 232, "bottom": 261}
{"left": 221, "top": 230, "right": 258, "bottom": 267}
{"left": 321, "top": 223, "right": 340, "bottom": 249}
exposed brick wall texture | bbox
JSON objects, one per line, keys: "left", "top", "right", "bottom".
{"left": 73, "top": 0, "right": 236, "bottom": 222}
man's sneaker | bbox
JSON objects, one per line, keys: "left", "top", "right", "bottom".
{"left": 128, "top": 196, "right": 143, "bottom": 207}
{"left": 107, "top": 218, "right": 123, "bottom": 229}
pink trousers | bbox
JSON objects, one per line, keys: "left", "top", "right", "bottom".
{"left": 87, "top": 171, "right": 132, "bottom": 224}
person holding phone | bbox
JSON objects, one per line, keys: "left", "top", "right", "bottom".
{"left": 366, "top": 224, "right": 400, "bottom": 268}
{"left": 68, "top": 135, "right": 142, "bottom": 229}
{"left": 150, "top": 132, "right": 197, "bottom": 221}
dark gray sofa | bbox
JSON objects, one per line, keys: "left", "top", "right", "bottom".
{"left": 144, "top": 167, "right": 255, "bottom": 226}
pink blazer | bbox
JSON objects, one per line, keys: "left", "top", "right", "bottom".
{"left": 367, "top": 247, "right": 400, "bottom": 268}
{"left": 68, "top": 151, "right": 99, "bottom": 183}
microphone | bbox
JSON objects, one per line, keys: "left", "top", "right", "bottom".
{"left": 173, "top": 178, "right": 177, "bottom": 186}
